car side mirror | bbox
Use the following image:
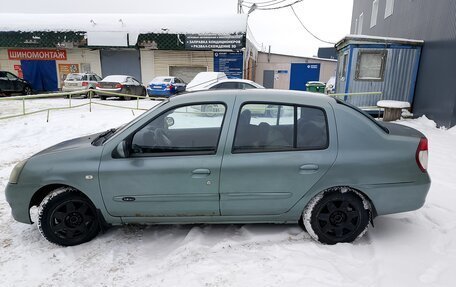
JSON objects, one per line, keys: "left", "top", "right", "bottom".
{"left": 114, "top": 140, "right": 129, "bottom": 158}
{"left": 165, "top": 116, "right": 175, "bottom": 127}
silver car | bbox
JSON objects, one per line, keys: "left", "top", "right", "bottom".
{"left": 62, "top": 73, "right": 102, "bottom": 96}
{"left": 5, "top": 90, "right": 430, "bottom": 246}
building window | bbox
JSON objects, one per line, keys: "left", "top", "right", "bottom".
{"left": 355, "top": 50, "right": 387, "bottom": 81}
{"left": 385, "top": 0, "right": 395, "bottom": 18}
{"left": 370, "top": 0, "right": 379, "bottom": 28}
{"left": 357, "top": 13, "right": 364, "bottom": 34}
{"left": 339, "top": 52, "right": 348, "bottom": 80}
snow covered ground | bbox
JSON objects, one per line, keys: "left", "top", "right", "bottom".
{"left": 0, "top": 98, "right": 455, "bottom": 287}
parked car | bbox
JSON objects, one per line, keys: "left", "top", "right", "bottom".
{"left": 193, "top": 79, "right": 265, "bottom": 116}
{"left": 96, "top": 75, "right": 146, "bottom": 100}
{"left": 0, "top": 71, "right": 33, "bottom": 96}
{"left": 147, "top": 76, "right": 186, "bottom": 97}
{"left": 62, "top": 73, "right": 102, "bottom": 97}
{"left": 185, "top": 72, "right": 228, "bottom": 92}
{"left": 206, "top": 79, "right": 265, "bottom": 90}
{"left": 6, "top": 90, "right": 430, "bottom": 246}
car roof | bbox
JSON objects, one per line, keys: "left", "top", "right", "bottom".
{"left": 172, "top": 89, "right": 336, "bottom": 105}
{"left": 215, "top": 79, "right": 255, "bottom": 84}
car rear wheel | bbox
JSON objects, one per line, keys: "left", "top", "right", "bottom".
{"left": 23, "top": 86, "right": 32, "bottom": 95}
{"left": 38, "top": 188, "right": 100, "bottom": 246}
{"left": 100, "top": 96, "right": 107, "bottom": 100}
{"left": 302, "top": 188, "right": 370, "bottom": 244}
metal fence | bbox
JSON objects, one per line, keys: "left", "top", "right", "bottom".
{"left": 0, "top": 90, "right": 164, "bottom": 122}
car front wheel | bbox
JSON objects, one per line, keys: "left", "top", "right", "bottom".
{"left": 38, "top": 188, "right": 100, "bottom": 246}
{"left": 23, "top": 86, "right": 32, "bottom": 95}
{"left": 302, "top": 188, "right": 370, "bottom": 244}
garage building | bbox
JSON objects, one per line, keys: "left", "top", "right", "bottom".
{"left": 0, "top": 14, "right": 249, "bottom": 92}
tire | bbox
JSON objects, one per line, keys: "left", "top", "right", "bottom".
{"left": 38, "top": 188, "right": 100, "bottom": 246}
{"left": 202, "top": 104, "right": 220, "bottom": 117}
{"left": 303, "top": 188, "right": 370, "bottom": 245}
{"left": 22, "top": 86, "right": 33, "bottom": 95}
{"left": 100, "top": 96, "right": 107, "bottom": 101}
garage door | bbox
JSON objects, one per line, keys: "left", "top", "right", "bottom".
{"left": 169, "top": 66, "right": 207, "bottom": 83}
{"left": 101, "top": 50, "right": 142, "bottom": 81}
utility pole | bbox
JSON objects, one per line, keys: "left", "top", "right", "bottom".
{"left": 237, "top": 0, "right": 243, "bottom": 14}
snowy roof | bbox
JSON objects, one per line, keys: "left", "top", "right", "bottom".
{"left": 0, "top": 13, "right": 247, "bottom": 35}
{"left": 336, "top": 34, "right": 424, "bottom": 50}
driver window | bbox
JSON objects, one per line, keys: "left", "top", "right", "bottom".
{"left": 131, "top": 103, "right": 226, "bottom": 155}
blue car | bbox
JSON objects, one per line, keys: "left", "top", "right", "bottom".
{"left": 147, "top": 76, "right": 186, "bottom": 97}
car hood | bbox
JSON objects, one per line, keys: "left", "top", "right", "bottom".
{"left": 382, "top": 122, "right": 425, "bottom": 138}
{"left": 33, "top": 132, "right": 101, "bottom": 157}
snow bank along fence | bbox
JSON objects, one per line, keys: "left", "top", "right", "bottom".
{"left": 0, "top": 90, "right": 163, "bottom": 121}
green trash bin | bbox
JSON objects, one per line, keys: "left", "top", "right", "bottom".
{"left": 305, "top": 81, "right": 326, "bottom": 93}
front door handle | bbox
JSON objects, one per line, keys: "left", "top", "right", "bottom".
{"left": 192, "top": 168, "right": 211, "bottom": 178}
{"left": 299, "top": 164, "right": 319, "bottom": 174}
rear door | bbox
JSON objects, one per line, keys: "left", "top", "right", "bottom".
{"left": 220, "top": 98, "right": 337, "bottom": 215}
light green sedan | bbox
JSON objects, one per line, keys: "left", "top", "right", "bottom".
{"left": 5, "top": 90, "right": 430, "bottom": 246}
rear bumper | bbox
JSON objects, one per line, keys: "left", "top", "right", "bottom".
{"left": 5, "top": 182, "right": 33, "bottom": 224}
{"left": 359, "top": 173, "right": 431, "bottom": 216}
{"left": 62, "top": 86, "right": 85, "bottom": 92}
{"left": 147, "top": 88, "right": 173, "bottom": 97}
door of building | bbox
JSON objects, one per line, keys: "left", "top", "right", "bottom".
{"left": 100, "top": 50, "right": 142, "bottom": 82}
{"left": 263, "top": 70, "right": 274, "bottom": 88}
{"left": 20, "top": 60, "right": 58, "bottom": 92}
{"left": 289, "top": 63, "right": 320, "bottom": 91}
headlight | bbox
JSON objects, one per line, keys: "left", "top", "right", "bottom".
{"left": 9, "top": 160, "right": 27, "bottom": 184}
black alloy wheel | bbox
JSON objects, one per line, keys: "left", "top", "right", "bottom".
{"left": 23, "top": 86, "right": 32, "bottom": 95}
{"left": 304, "top": 191, "right": 369, "bottom": 244}
{"left": 38, "top": 190, "right": 100, "bottom": 246}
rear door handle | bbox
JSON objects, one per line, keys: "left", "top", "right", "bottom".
{"left": 192, "top": 168, "right": 211, "bottom": 178}
{"left": 299, "top": 164, "right": 319, "bottom": 174}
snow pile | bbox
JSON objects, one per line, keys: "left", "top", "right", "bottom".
{"left": 377, "top": 100, "right": 411, "bottom": 109}
{"left": 0, "top": 13, "right": 247, "bottom": 35}
{"left": 0, "top": 99, "right": 456, "bottom": 286}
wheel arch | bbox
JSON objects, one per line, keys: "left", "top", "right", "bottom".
{"left": 29, "top": 184, "right": 93, "bottom": 214}
{"left": 303, "top": 185, "right": 378, "bottom": 220}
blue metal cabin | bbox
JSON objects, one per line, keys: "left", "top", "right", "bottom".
{"left": 335, "top": 35, "right": 423, "bottom": 110}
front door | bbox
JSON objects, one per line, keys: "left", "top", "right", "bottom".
{"left": 220, "top": 100, "right": 337, "bottom": 216}
{"left": 99, "top": 102, "right": 229, "bottom": 217}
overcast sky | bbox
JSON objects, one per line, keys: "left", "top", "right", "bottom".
{"left": 1, "top": 0, "right": 353, "bottom": 57}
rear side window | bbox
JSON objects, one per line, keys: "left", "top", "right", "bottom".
{"left": 233, "top": 103, "right": 328, "bottom": 153}
{"left": 212, "top": 82, "right": 239, "bottom": 89}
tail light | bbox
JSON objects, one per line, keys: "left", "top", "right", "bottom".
{"left": 82, "top": 81, "right": 88, "bottom": 87}
{"left": 416, "top": 137, "right": 428, "bottom": 172}
{"left": 115, "top": 83, "right": 123, "bottom": 89}
{"left": 96, "top": 83, "right": 100, "bottom": 88}
{"left": 165, "top": 84, "right": 173, "bottom": 90}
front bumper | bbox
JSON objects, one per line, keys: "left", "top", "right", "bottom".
{"left": 5, "top": 182, "right": 33, "bottom": 224}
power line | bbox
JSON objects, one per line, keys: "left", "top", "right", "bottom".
{"left": 242, "top": 0, "right": 303, "bottom": 10}
{"left": 289, "top": 5, "right": 336, "bottom": 45}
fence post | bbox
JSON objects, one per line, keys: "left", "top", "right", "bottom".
{"left": 69, "top": 94, "right": 72, "bottom": 108}
{"left": 89, "top": 90, "right": 92, "bottom": 112}
{"left": 136, "top": 96, "right": 139, "bottom": 110}
{"left": 22, "top": 97, "right": 25, "bottom": 115}
{"left": 46, "top": 109, "right": 50, "bottom": 122}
